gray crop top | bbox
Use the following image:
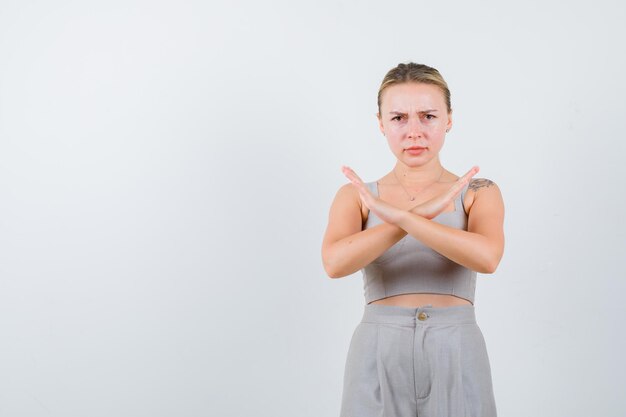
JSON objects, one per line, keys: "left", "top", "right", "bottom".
{"left": 361, "top": 181, "right": 477, "bottom": 304}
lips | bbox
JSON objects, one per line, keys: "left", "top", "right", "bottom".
{"left": 405, "top": 146, "right": 426, "bottom": 155}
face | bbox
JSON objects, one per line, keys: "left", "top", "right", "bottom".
{"left": 377, "top": 82, "right": 452, "bottom": 167}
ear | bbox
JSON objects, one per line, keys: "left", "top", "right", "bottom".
{"left": 446, "top": 110, "right": 453, "bottom": 132}
{"left": 376, "top": 112, "right": 385, "bottom": 135}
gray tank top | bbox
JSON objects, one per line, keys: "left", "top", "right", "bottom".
{"left": 361, "top": 181, "right": 477, "bottom": 304}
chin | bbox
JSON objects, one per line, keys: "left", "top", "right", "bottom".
{"left": 402, "top": 153, "right": 431, "bottom": 163}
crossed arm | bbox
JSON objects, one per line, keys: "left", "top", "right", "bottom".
{"left": 321, "top": 167, "right": 505, "bottom": 278}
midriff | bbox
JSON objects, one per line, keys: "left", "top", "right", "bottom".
{"left": 368, "top": 293, "right": 473, "bottom": 307}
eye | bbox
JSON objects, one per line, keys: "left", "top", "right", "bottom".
{"left": 391, "top": 115, "right": 404, "bottom": 121}
{"left": 424, "top": 114, "right": 436, "bottom": 120}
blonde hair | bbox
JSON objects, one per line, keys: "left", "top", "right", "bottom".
{"left": 377, "top": 63, "right": 452, "bottom": 114}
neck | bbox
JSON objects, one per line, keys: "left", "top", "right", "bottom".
{"left": 393, "top": 159, "right": 444, "bottom": 186}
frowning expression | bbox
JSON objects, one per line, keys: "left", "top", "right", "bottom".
{"left": 377, "top": 82, "right": 452, "bottom": 166}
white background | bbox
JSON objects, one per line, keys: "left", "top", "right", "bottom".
{"left": 1, "top": 1, "right": 625, "bottom": 416}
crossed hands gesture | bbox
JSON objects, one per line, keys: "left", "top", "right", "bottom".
{"left": 341, "top": 165, "right": 479, "bottom": 225}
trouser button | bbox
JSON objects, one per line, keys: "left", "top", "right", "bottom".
{"left": 417, "top": 312, "right": 429, "bottom": 321}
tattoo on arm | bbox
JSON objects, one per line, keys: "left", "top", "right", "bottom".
{"left": 469, "top": 178, "right": 495, "bottom": 192}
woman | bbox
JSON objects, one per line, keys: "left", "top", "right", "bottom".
{"left": 321, "top": 63, "right": 504, "bottom": 417}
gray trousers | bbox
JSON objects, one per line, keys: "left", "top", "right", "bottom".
{"left": 340, "top": 304, "right": 497, "bottom": 417}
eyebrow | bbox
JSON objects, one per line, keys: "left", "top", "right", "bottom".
{"left": 389, "top": 109, "right": 439, "bottom": 115}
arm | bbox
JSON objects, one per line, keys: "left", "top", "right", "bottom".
{"left": 394, "top": 179, "right": 505, "bottom": 273}
{"left": 322, "top": 168, "right": 479, "bottom": 278}
{"left": 321, "top": 183, "right": 408, "bottom": 278}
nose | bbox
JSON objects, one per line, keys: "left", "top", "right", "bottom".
{"left": 407, "top": 117, "right": 423, "bottom": 139}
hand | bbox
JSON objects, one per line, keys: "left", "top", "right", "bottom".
{"left": 341, "top": 165, "right": 406, "bottom": 225}
{"left": 410, "top": 166, "right": 479, "bottom": 219}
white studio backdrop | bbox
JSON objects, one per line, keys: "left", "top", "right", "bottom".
{"left": 1, "top": 1, "right": 624, "bottom": 416}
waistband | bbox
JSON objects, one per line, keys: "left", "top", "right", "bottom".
{"left": 361, "top": 303, "right": 476, "bottom": 326}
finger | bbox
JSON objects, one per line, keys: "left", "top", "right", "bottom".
{"left": 341, "top": 166, "right": 370, "bottom": 195}
{"left": 341, "top": 165, "right": 357, "bottom": 183}
{"left": 341, "top": 166, "right": 384, "bottom": 212}
{"left": 444, "top": 166, "right": 480, "bottom": 201}
{"left": 341, "top": 165, "right": 364, "bottom": 184}
{"left": 341, "top": 166, "right": 366, "bottom": 188}
{"left": 445, "top": 182, "right": 466, "bottom": 200}
{"left": 446, "top": 167, "right": 479, "bottom": 198}
{"left": 458, "top": 166, "right": 479, "bottom": 183}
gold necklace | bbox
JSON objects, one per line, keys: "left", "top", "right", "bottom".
{"left": 392, "top": 167, "right": 445, "bottom": 201}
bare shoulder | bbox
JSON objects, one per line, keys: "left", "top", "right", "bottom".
{"left": 322, "top": 182, "right": 367, "bottom": 248}
{"left": 469, "top": 178, "right": 499, "bottom": 192}
{"left": 339, "top": 181, "right": 372, "bottom": 218}
{"left": 334, "top": 182, "right": 363, "bottom": 210}
{"left": 463, "top": 178, "right": 504, "bottom": 213}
